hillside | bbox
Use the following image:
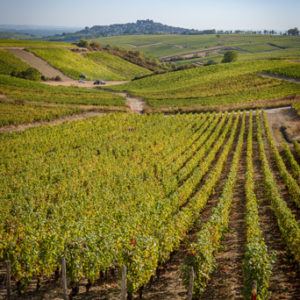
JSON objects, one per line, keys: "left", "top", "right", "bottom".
{"left": 27, "top": 48, "right": 143, "bottom": 80}
{"left": 107, "top": 60, "right": 300, "bottom": 110}
{"left": 85, "top": 51, "right": 152, "bottom": 79}
{"left": 96, "top": 34, "right": 300, "bottom": 62}
{"left": 45, "top": 20, "right": 214, "bottom": 42}
{"left": 0, "top": 49, "right": 32, "bottom": 75}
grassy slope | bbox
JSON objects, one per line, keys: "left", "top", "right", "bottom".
{"left": 107, "top": 60, "right": 300, "bottom": 107}
{"left": 96, "top": 34, "right": 300, "bottom": 58}
{"left": 0, "top": 75, "right": 125, "bottom": 106}
{"left": 0, "top": 101, "right": 83, "bottom": 127}
{"left": 0, "top": 39, "right": 74, "bottom": 48}
{"left": 0, "top": 49, "right": 31, "bottom": 74}
{"left": 85, "top": 51, "right": 152, "bottom": 80}
{"left": 28, "top": 48, "right": 124, "bottom": 80}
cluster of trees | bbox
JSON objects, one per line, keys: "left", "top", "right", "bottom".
{"left": 11, "top": 67, "right": 41, "bottom": 81}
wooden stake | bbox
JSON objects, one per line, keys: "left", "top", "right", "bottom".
{"left": 121, "top": 265, "right": 127, "bottom": 300}
{"left": 61, "top": 257, "right": 68, "bottom": 300}
{"left": 187, "top": 266, "right": 194, "bottom": 300}
{"left": 251, "top": 280, "right": 257, "bottom": 300}
{"left": 6, "top": 261, "right": 11, "bottom": 300}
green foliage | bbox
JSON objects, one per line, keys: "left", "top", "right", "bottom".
{"left": 0, "top": 49, "right": 31, "bottom": 75}
{"left": 0, "top": 101, "right": 82, "bottom": 127}
{"left": 96, "top": 34, "right": 300, "bottom": 59}
{"left": 257, "top": 111, "right": 300, "bottom": 262}
{"left": 77, "top": 39, "right": 89, "bottom": 47}
{"left": 27, "top": 48, "right": 123, "bottom": 80}
{"left": 222, "top": 50, "right": 238, "bottom": 63}
{"left": 293, "top": 101, "right": 300, "bottom": 116}
{"left": 12, "top": 67, "right": 41, "bottom": 81}
{"left": 85, "top": 51, "right": 151, "bottom": 80}
{"left": 281, "top": 141, "right": 300, "bottom": 184}
{"left": 107, "top": 60, "right": 300, "bottom": 108}
{"left": 288, "top": 27, "right": 299, "bottom": 36}
{"left": 103, "top": 46, "right": 166, "bottom": 72}
{"left": 266, "top": 64, "right": 300, "bottom": 79}
{"left": 262, "top": 111, "right": 300, "bottom": 208}
{"left": 181, "top": 112, "right": 244, "bottom": 297}
{"left": 242, "top": 111, "right": 273, "bottom": 299}
{"left": 0, "top": 75, "right": 125, "bottom": 106}
{"left": 0, "top": 39, "right": 74, "bottom": 48}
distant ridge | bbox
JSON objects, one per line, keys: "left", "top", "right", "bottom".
{"left": 45, "top": 20, "right": 216, "bottom": 42}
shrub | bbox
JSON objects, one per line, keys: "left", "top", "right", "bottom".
{"left": 11, "top": 67, "right": 41, "bottom": 81}
{"left": 77, "top": 39, "right": 90, "bottom": 48}
{"left": 222, "top": 50, "right": 238, "bottom": 63}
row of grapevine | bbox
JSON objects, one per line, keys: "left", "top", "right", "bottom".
{"left": 0, "top": 112, "right": 239, "bottom": 294}
{"left": 294, "top": 140, "right": 300, "bottom": 158}
{"left": 162, "top": 112, "right": 222, "bottom": 183}
{"left": 262, "top": 111, "right": 300, "bottom": 208}
{"left": 281, "top": 140, "right": 300, "bottom": 184}
{"left": 121, "top": 113, "right": 238, "bottom": 292}
{"left": 162, "top": 112, "right": 230, "bottom": 198}
{"left": 242, "top": 110, "right": 273, "bottom": 299}
{"left": 181, "top": 111, "right": 245, "bottom": 297}
{"left": 0, "top": 113, "right": 208, "bottom": 291}
{"left": 256, "top": 111, "right": 300, "bottom": 262}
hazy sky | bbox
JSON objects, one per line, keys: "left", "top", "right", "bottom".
{"left": 0, "top": 0, "right": 299, "bottom": 31}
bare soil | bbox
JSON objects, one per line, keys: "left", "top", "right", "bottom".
{"left": 265, "top": 106, "right": 300, "bottom": 145}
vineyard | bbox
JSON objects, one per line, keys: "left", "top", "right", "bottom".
{"left": 0, "top": 111, "right": 299, "bottom": 299}
{"left": 107, "top": 60, "right": 300, "bottom": 110}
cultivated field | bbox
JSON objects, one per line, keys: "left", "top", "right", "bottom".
{"left": 96, "top": 34, "right": 300, "bottom": 61}
{"left": 0, "top": 34, "right": 300, "bottom": 300}
{"left": 107, "top": 60, "right": 300, "bottom": 111}
{"left": 0, "top": 111, "right": 299, "bottom": 299}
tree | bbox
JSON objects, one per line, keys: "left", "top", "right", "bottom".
{"left": 221, "top": 50, "right": 238, "bottom": 63}
{"left": 287, "top": 27, "right": 299, "bottom": 36}
{"left": 12, "top": 67, "right": 41, "bottom": 81}
{"left": 77, "top": 39, "right": 89, "bottom": 47}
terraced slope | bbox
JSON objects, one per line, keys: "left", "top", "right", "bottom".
{"left": 107, "top": 60, "right": 300, "bottom": 109}
{"left": 27, "top": 48, "right": 125, "bottom": 80}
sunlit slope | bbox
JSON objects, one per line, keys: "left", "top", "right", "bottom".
{"left": 85, "top": 51, "right": 152, "bottom": 79}
{"left": 107, "top": 60, "right": 300, "bottom": 107}
{"left": 27, "top": 48, "right": 126, "bottom": 80}
{"left": 96, "top": 34, "right": 300, "bottom": 59}
{"left": 0, "top": 49, "right": 32, "bottom": 74}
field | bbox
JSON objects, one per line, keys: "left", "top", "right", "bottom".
{"left": 107, "top": 60, "right": 300, "bottom": 109}
{"left": 85, "top": 51, "right": 152, "bottom": 80}
{"left": 27, "top": 48, "right": 126, "bottom": 81}
{"left": 0, "top": 49, "right": 31, "bottom": 75}
{"left": 0, "top": 39, "right": 74, "bottom": 48}
{"left": 0, "top": 75, "right": 125, "bottom": 106}
{"left": 0, "top": 101, "right": 83, "bottom": 127}
{"left": 0, "top": 110, "right": 299, "bottom": 299}
{"left": 96, "top": 34, "right": 300, "bottom": 60}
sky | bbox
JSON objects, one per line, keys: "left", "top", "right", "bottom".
{"left": 0, "top": 0, "right": 299, "bottom": 31}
